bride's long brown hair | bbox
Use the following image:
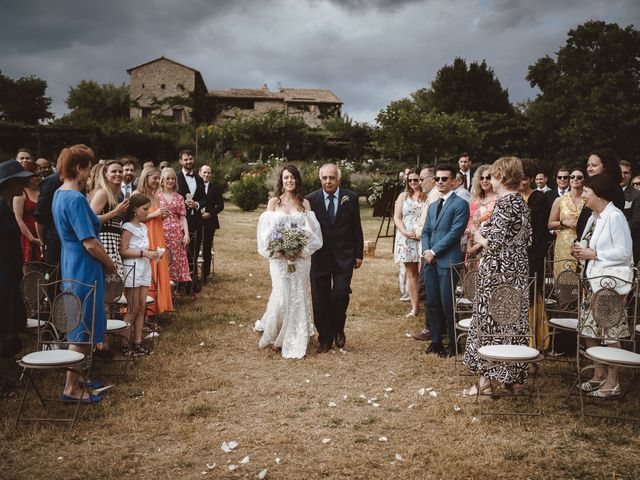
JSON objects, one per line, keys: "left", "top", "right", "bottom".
{"left": 274, "top": 165, "right": 305, "bottom": 210}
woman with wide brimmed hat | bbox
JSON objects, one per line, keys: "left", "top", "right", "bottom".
{"left": 0, "top": 160, "right": 35, "bottom": 397}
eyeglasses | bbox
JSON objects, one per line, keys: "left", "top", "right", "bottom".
{"left": 570, "top": 175, "right": 583, "bottom": 180}
{"left": 434, "top": 176, "right": 450, "bottom": 182}
{"left": 633, "top": 182, "right": 640, "bottom": 186}
{"left": 557, "top": 175, "right": 569, "bottom": 180}
{"left": 408, "top": 178, "right": 420, "bottom": 183}
{"left": 480, "top": 175, "right": 491, "bottom": 181}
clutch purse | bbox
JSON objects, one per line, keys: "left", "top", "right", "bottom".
{"left": 588, "top": 264, "right": 634, "bottom": 294}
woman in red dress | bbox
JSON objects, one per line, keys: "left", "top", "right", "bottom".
{"left": 13, "top": 160, "right": 43, "bottom": 265}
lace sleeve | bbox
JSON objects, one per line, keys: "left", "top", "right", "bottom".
{"left": 257, "top": 212, "right": 274, "bottom": 258}
{"left": 302, "top": 211, "right": 323, "bottom": 258}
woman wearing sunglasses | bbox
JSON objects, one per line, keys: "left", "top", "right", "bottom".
{"left": 393, "top": 168, "right": 426, "bottom": 317}
{"left": 465, "top": 165, "right": 497, "bottom": 259}
{"left": 548, "top": 169, "right": 585, "bottom": 278}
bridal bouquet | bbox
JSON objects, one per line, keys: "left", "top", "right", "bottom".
{"left": 267, "top": 222, "right": 310, "bottom": 272}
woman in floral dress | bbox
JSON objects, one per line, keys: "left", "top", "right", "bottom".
{"left": 463, "top": 157, "right": 532, "bottom": 396}
{"left": 393, "top": 168, "right": 426, "bottom": 317}
{"left": 465, "top": 164, "right": 497, "bottom": 261}
{"left": 158, "top": 168, "right": 191, "bottom": 284}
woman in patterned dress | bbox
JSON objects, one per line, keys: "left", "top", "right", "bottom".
{"left": 89, "top": 160, "right": 129, "bottom": 277}
{"left": 548, "top": 169, "right": 585, "bottom": 278}
{"left": 465, "top": 164, "right": 497, "bottom": 260}
{"left": 393, "top": 168, "right": 426, "bottom": 317}
{"left": 158, "top": 168, "right": 191, "bottom": 284}
{"left": 462, "top": 157, "right": 532, "bottom": 396}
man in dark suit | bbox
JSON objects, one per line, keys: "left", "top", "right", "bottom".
{"left": 198, "top": 164, "right": 224, "bottom": 281}
{"left": 421, "top": 164, "right": 470, "bottom": 357}
{"left": 545, "top": 167, "right": 571, "bottom": 205}
{"left": 176, "top": 149, "right": 207, "bottom": 291}
{"left": 306, "top": 163, "right": 363, "bottom": 353}
{"left": 620, "top": 160, "right": 640, "bottom": 262}
{"left": 458, "top": 153, "right": 472, "bottom": 191}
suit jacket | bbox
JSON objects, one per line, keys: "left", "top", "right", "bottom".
{"left": 176, "top": 170, "right": 207, "bottom": 231}
{"left": 577, "top": 185, "right": 625, "bottom": 240}
{"left": 421, "top": 192, "right": 470, "bottom": 269}
{"left": 201, "top": 181, "right": 224, "bottom": 230}
{"left": 307, "top": 188, "right": 364, "bottom": 273}
{"left": 545, "top": 187, "right": 567, "bottom": 206}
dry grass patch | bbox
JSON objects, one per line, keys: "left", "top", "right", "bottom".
{"left": 2, "top": 201, "right": 640, "bottom": 479}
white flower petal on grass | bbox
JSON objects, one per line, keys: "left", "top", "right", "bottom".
{"left": 404, "top": 333, "right": 412, "bottom": 338}
{"left": 418, "top": 388, "right": 426, "bottom": 396}
{"left": 240, "top": 456, "right": 250, "bottom": 465}
{"left": 407, "top": 403, "right": 416, "bottom": 409}
{"left": 372, "top": 403, "right": 380, "bottom": 408}
{"left": 429, "top": 391, "right": 438, "bottom": 398}
{"left": 258, "top": 469, "right": 268, "bottom": 479}
{"left": 471, "top": 416, "right": 479, "bottom": 423}
{"left": 239, "top": 324, "right": 244, "bottom": 327}
{"left": 305, "top": 379, "right": 310, "bottom": 383}
{"left": 206, "top": 463, "right": 216, "bottom": 469}
{"left": 275, "top": 458, "right": 282, "bottom": 465}
{"left": 389, "top": 370, "right": 396, "bottom": 376}
{"left": 199, "top": 341, "right": 205, "bottom": 347}
{"left": 221, "top": 441, "right": 239, "bottom": 453}
{"left": 256, "top": 295, "right": 262, "bottom": 299}
{"left": 395, "top": 453, "right": 404, "bottom": 462}
{"left": 57, "top": 456, "right": 63, "bottom": 461}
{"left": 321, "top": 438, "right": 331, "bottom": 444}
{"left": 328, "top": 401, "right": 337, "bottom": 407}
{"left": 228, "top": 464, "right": 238, "bottom": 471}
{"left": 426, "top": 387, "right": 433, "bottom": 392}
{"left": 453, "top": 405, "right": 461, "bottom": 412}
{"left": 370, "top": 396, "right": 378, "bottom": 401}
{"left": 343, "top": 395, "right": 348, "bottom": 400}
{"left": 384, "top": 387, "right": 393, "bottom": 392}
{"left": 229, "top": 321, "right": 236, "bottom": 325}
{"left": 359, "top": 394, "right": 366, "bottom": 399}
{"left": 325, "top": 373, "right": 331, "bottom": 377}
{"left": 249, "top": 273, "right": 253, "bottom": 277}
{"left": 378, "top": 436, "right": 388, "bottom": 442}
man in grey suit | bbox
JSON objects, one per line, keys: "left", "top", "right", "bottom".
{"left": 421, "top": 164, "right": 470, "bottom": 357}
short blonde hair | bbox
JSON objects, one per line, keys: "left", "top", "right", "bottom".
{"left": 160, "top": 167, "right": 178, "bottom": 191}
{"left": 490, "top": 157, "right": 522, "bottom": 190}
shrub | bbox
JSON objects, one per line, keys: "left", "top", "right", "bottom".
{"left": 230, "top": 174, "right": 269, "bottom": 211}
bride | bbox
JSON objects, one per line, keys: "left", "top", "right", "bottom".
{"left": 256, "top": 165, "right": 323, "bottom": 358}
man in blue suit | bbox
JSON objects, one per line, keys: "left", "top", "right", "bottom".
{"left": 421, "top": 164, "right": 470, "bottom": 357}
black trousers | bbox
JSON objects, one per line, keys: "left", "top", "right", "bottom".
{"left": 201, "top": 222, "right": 216, "bottom": 279}
{"left": 310, "top": 269, "right": 353, "bottom": 347}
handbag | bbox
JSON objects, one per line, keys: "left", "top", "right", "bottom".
{"left": 588, "top": 264, "right": 634, "bottom": 294}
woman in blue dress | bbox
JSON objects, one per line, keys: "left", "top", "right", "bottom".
{"left": 52, "top": 145, "right": 116, "bottom": 403}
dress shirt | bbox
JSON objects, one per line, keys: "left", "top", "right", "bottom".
{"left": 182, "top": 169, "right": 197, "bottom": 196}
{"left": 121, "top": 182, "right": 133, "bottom": 197}
{"left": 323, "top": 187, "right": 340, "bottom": 218}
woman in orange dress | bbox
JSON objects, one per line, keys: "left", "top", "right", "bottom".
{"left": 133, "top": 166, "right": 174, "bottom": 314}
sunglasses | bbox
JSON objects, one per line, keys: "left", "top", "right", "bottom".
{"left": 419, "top": 176, "right": 433, "bottom": 181}
{"left": 407, "top": 178, "right": 420, "bottom": 183}
{"left": 570, "top": 175, "right": 583, "bottom": 180}
{"left": 434, "top": 176, "right": 450, "bottom": 182}
{"left": 557, "top": 175, "right": 569, "bottom": 180}
{"left": 633, "top": 182, "right": 640, "bottom": 186}
{"left": 480, "top": 175, "right": 491, "bottom": 181}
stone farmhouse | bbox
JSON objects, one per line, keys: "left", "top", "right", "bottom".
{"left": 127, "top": 56, "right": 342, "bottom": 128}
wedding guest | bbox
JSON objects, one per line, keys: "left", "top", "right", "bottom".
{"left": 53, "top": 145, "right": 116, "bottom": 403}
{"left": 142, "top": 160, "right": 155, "bottom": 170}
{"left": 422, "top": 164, "right": 469, "bottom": 357}
{"left": 535, "top": 172, "right": 551, "bottom": 193}
{"left": 158, "top": 168, "right": 191, "bottom": 286}
{"left": 573, "top": 174, "right": 632, "bottom": 398}
{"left": 16, "top": 148, "right": 33, "bottom": 167}
{"left": 13, "top": 160, "right": 43, "bottom": 265}
{"left": 545, "top": 167, "right": 571, "bottom": 205}
{"left": 619, "top": 160, "right": 640, "bottom": 262}
{"left": 34, "top": 161, "right": 63, "bottom": 267}
{"left": 393, "top": 168, "right": 425, "bottom": 318}
{"left": 576, "top": 149, "right": 625, "bottom": 239}
{"left": 89, "top": 161, "right": 129, "bottom": 277}
{"left": 159, "top": 160, "right": 171, "bottom": 170}
{"left": 465, "top": 165, "right": 497, "bottom": 259}
{"left": 548, "top": 169, "right": 585, "bottom": 277}
{"left": 453, "top": 173, "right": 471, "bottom": 202}
{"left": 36, "top": 158, "right": 53, "bottom": 177}
{"left": 0, "top": 161, "right": 34, "bottom": 366}
{"left": 133, "top": 166, "right": 174, "bottom": 315}
{"left": 120, "top": 194, "right": 159, "bottom": 356}
{"left": 633, "top": 175, "right": 640, "bottom": 191}
{"left": 199, "top": 164, "right": 224, "bottom": 282}
{"left": 463, "top": 157, "right": 532, "bottom": 396}
{"left": 120, "top": 157, "right": 138, "bottom": 199}
{"left": 458, "top": 153, "right": 472, "bottom": 191}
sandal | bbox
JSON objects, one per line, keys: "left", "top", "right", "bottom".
{"left": 587, "top": 384, "right": 620, "bottom": 398}
{"left": 121, "top": 343, "right": 132, "bottom": 357}
{"left": 463, "top": 382, "right": 493, "bottom": 397}
{"left": 580, "top": 378, "right": 606, "bottom": 392}
{"left": 132, "top": 342, "right": 150, "bottom": 356}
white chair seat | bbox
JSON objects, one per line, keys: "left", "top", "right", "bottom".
{"left": 170, "top": 280, "right": 176, "bottom": 287}
{"left": 106, "top": 319, "right": 129, "bottom": 332}
{"left": 146, "top": 296, "right": 154, "bottom": 304}
{"left": 636, "top": 324, "right": 640, "bottom": 333}
{"left": 457, "top": 318, "right": 471, "bottom": 330}
{"left": 21, "top": 350, "right": 85, "bottom": 366}
{"left": 26, "top": 318, "right": 46, "bottom": 329}
{"left": 456, "top": 286, "right": 462, "bottom": 295}
{"left": 545, "top": 298, "right": 557, "bottom": 305}
{"left": 458, "top": 297, "right": 472, "bottom": 306}
{"left": 586, "top": 346, "right": 640, "bottom": 366}
{"left": 118, "top": 295, "right": 154, "bottom": 305}
{"left": 478, "top": 344, "right": 541, "bottom": 361}
{"left": 548, "top": 317, "right": 578, "bottom": 331}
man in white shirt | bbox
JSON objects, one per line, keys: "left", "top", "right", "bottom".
{"left": 535, "top": 173, "right": 551, "bottom": 193}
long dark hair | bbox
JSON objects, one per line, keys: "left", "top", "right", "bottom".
{"left": 123, "top": 193, "right": 151, "bottom": 223}
{"left": 275, "top": 165, "right": 305, "bottom": 210}
{"left": 590, "top": 148, "right": 621, "bottom": 184}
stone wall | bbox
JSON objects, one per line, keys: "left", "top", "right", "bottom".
{"left": 129, "top": 58, "right": 195, "bottom": 122}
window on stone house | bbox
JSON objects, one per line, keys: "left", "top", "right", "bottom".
{"left": 142, "top": 83, "right": 145, "bottom": 89}
{"left": 160, "top": 84, "right": 166, "bottom": 89}
{"left": 172, "top": 108, "right": 183, "bottom": 122}
{"left": 141, "top": 107, "right": 152, "bottom": 119}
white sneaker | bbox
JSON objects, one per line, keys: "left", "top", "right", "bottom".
{"left": 400, "top": 294, "right": 411, "bottom": 302}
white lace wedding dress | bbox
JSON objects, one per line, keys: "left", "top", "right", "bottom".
{"left": 255, "top": 210, "right": 323, "bottom": 358}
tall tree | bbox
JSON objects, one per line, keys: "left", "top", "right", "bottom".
{"left": 527, "top": 21, "right": 640, "bottom": 164}
{"left": 65, "top": 80, "right": 130, "bottom": 122}
{"left": 0, "top": 71, "right": 53, "bottom": 124}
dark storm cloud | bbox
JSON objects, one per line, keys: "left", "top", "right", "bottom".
{"left": 1, "top": 0, "right": 639, "bottom": 123}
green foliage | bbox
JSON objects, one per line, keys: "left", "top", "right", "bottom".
{"left": 65, "top": 80, "right": 130, "bottom": 122}
{"left": 0, "top": 71, "right": 53, "bottom": 125}
{"left": 526, "top": 21, "right": 640, "bottom": 164}
{"left": 230, "top": 174, "right": 269, "bottom": 211}
{"left": 322, "top": 114, "right": 375, "bottom": 161}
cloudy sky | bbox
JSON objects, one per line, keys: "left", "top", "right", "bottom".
{"left": 1, "top": 0, "right": 638, "bottom": 124}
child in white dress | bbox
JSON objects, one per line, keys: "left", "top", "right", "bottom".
{"left": 120, "top": 195, "right": 160, "bottom": 355}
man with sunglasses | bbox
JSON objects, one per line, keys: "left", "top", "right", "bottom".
{"left": 620, "top": 160, "right": 640, "bottom": 262}
{"left": 421, "top": 164, "right": 469, "bottom": 357}
{"left": 545, "top": 167, "right": 571, "bottom": 205}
